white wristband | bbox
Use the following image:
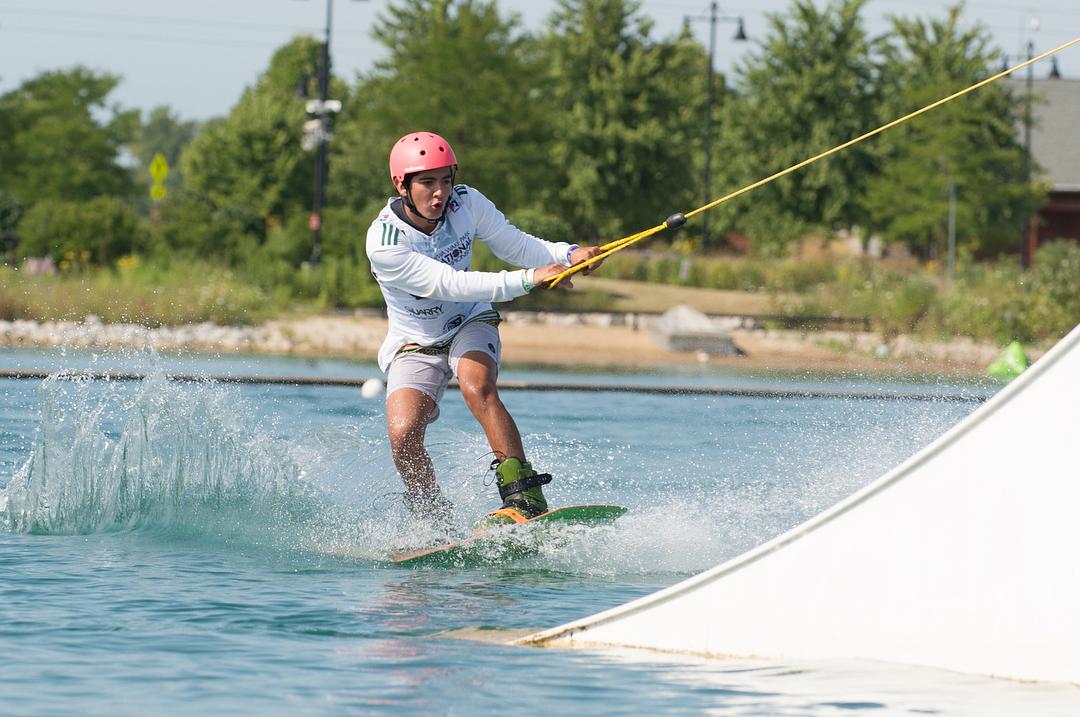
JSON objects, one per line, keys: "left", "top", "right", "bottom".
{"left": 522, "top": 268, "right": 536, "bottom": 292}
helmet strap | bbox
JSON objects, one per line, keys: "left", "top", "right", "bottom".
{"left": 401, "top": 167, "right": 458, "bottom": 226}
{"left": 403, "top": 188, "right": 439, "bottom": 226}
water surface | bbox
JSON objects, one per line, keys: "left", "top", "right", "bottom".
{"left": 1, "top": 347, "right": 1073, "bottom": 716}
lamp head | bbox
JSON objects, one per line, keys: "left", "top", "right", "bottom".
{"left": 734, "top": 17, "right": 747, "bottom": 41}
{"left": 1050, "top": 56, "right": 1062, "bottom": 79}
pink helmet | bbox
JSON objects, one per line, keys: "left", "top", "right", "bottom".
{"left": 389, "top": 132, "right": 458, "bottom": 185}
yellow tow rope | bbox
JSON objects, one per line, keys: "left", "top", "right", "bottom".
{"left": 547, "top": 35, "right": 1080, "bottom": 288}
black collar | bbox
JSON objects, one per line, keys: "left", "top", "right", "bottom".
{"left": 390, "top": 197, "right": 440, "bottom": 234}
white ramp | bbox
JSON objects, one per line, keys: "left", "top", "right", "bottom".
{"left": 519, "top": 323, "right": 1080, "bottom": 684}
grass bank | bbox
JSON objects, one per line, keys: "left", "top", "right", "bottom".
{"left": 0, "top": 259, "right": 275, "bottom": 327}
{"left": 485, "top": 240, "right": 1080, "bottom": 345}
{"left": 2, "top": 240, "right": 1077, "bottom": 346}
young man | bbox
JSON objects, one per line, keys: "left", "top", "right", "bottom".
{"left": 365, "top": 131, "right": 603, "bottom": 531}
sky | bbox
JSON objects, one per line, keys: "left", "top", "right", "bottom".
{"left": 1, "top": 0, "right": 1078, "bottom": 121}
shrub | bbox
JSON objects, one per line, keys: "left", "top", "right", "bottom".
{"left": 0, "top": 260, "right": 273, "bottom": 326}
{"left": 766, "top": 258, "right": 838, "bottom": 292}
{"left": 506, "top": 208, "right": 575, "bottom": 245}
{"left": 283, "top": 255, "right": 382, "bottom": 309}
{"left": 263, "top": 212, "right": 312, "bottom": 266}
{"left": 0, "top": 190, "right": 25, "bottom": 233}
{"left": 17, "top": 196, "right": 145, "bottom": 266}
{"left": 154, "top": 189, "right": 264, "bottom": 265}
{"left": 1017, "top": 240, "right": 1080, "bottom": 342}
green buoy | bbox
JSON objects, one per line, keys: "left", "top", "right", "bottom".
{"left": 987, "top": 340, "right": 1030, "bottom": 383}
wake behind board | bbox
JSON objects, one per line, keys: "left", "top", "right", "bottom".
{"left": 391, "top": 505, "right": 627, "bottom": 567}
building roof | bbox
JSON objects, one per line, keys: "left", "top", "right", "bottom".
{"left": 1006, "top": 78, "right": 1080, "bottom": 192}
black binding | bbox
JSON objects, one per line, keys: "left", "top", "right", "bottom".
{"left": 497, "top": 473, "right": 552, "bottom": 501}
{"left": 501, "top": 498, "right": 545, "bottom": 518}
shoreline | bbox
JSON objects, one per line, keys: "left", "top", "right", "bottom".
{"left": 0, "top": 313, "right": 1023, "bottom": 377}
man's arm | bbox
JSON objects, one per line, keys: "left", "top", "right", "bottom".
{"left": 464, "top": 187, "right": 606, "bottom": 276}
{"left": 465, "top": 187, "right": 573, "bottom": 268}
{"left": 368, "top": 236, "right": 532, "bottom": 302}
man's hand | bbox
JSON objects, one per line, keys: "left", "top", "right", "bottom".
{"left": 531, "top": 246, "right": 607, "bottom": 289}
{"left": 532, "top": 262, "right": 574, "bottom": 289}
{"left": 570, "top": 245, "right": 605, "bottom": 274}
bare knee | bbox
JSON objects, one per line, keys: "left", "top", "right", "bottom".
{"left": 459, "top": 378, "right": 499, "bottom": 413}
{"left": 388, "top": 419, "right": 436, "bottom": 496}
{"left": 388, "top": 417, "right": 426, "bottom": 460}
{"left": 456, "top": 350, "right": 500, "bottom": 413}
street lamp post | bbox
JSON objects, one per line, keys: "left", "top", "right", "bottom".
{"left": 310, "top": 0, "right": 333, "bottom": 267}
{"left": 1021, "top": 40, "right": 1034, "bottom": 268}
{"left": 703, "top": 5, "right": 716, "bottom": 253}
{"left": 687, "top": 3, "right": 746, "bottom": 251}
{"left": 999, "top": 15, "right": 1063, "bottom": 269}
{"left": 1000, "top": 40, "right": 1051, "bottom": 269}
{"left": 297, "top": 0, "right": 363, "bottom": 266}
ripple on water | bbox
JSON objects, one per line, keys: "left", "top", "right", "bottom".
{"left": 6, "top": 351, "right": 1072, "bottom": 716}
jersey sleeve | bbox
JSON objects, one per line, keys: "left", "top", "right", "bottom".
{"left": 459, "top": 186, "right": 574, "bottom": 268}
{"left": 366, "top": 220, "right": 531, "bottom": 302}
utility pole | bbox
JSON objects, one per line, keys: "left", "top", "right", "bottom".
{"left": 947, "top": 177, "right": 956, "bottom": 285}
{"left": 1020, "top": 39, "right": 1034, "bottom": 269}
{"left": 309, "top": 0, "right": 333, "bottom": 267}
{"left": 702, "top": 1, "right": 717, "bottom": 252}
{"left": 686, "top": 5, "right": 745, "bottom": 251}
{"left": 298, "top": 0, "right": 359, "bottom": 266}
{"left": 1001, "top": 26, "right": 1057, "bottom": 270}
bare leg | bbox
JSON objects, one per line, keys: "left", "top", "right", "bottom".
{"left": 385, "top": 388, "right": 439, "bottom": 501}
{"left": 455, "top": 351, "right": 525, "bottom": 461}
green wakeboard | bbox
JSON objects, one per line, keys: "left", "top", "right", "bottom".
{"left": 390, "top": 504, "right": 627, "bottom": 567}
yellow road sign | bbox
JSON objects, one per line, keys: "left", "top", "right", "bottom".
{"left": 150, "top": 184, "right": 167, "bottom": 201}
{"left": 149, "top": 153, "right": 169, "bottom": 184}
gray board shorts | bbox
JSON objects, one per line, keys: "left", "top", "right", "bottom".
{"left": 385, "top": 318, "right": 501, "bottom": 423}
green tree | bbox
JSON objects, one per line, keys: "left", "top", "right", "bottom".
{"left": 177, "top": 36, "right": 328, "bottom": 257}
{"left": 0, "top": 68, "right": 138, "bottom": 205}
{"left": 154, "top": 189, "right": 264, "bottom": 264}
{"left": 331, "top": 0, "right": 550, "bottom": 214}
{"left": 16, "top": 196, "right": 144, "bottom": 266}
{"left": 0, "top": 191, "right": 24, "bottom": 233}
{"left": 542, "top": 0, "right": 709, "bottom": 241}
{"left": 719, "top": 0, "right": 880, "bottom": 252}
{"left": 863, "top": 7, "right": 1039, "bottom": 258}
{"left": 130, "top": 106, "right": 200, "bottom": 192}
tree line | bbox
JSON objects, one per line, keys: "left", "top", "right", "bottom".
{"left": 0, "top": 0, "right": 1043, "bottom": 307}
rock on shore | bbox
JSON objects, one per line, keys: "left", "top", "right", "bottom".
{"left": 0, "top": 315, "right": 382, "bottom": 356}
{"left": 0, "top": 313, "right": 1016, "bottom": 374}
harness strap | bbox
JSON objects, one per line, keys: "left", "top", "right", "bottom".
{"left": 497, "top": 472, "right": 552, "bottom": 502}
{"left": 398, "top": 343, "right": 449, "bottom": 356}
{"left": 396, "top": 312, "right": 503, "bottom": 358}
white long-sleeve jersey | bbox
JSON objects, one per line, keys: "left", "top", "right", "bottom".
{"left": 365, "top": 184, "right": 573, "bottom": 371}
